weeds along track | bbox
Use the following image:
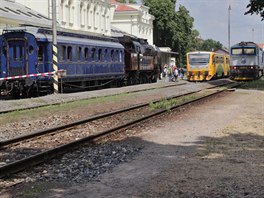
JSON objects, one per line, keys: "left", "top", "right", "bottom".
{"left": 0, "top": 83, "right": 188, "bottom": 114}
{"left": 0, "top": 81, "right": 240, "bottom": 178}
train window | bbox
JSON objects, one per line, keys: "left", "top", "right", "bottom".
{"left": 104, "top": 49, "right": 108, "bottom": 61}
{"left": 38, "top": 46, "right": 44, "bottom": 62}
{"left": 91, "top": 48, "right": 96, "bottom": 61}
{"left": 60, "top": 45, "right": 66, "bottom": 61}
{"left": 67, "top": 46, "right": 72, "bottom": 61}
{"left": 116, "top": 50, "right": 119, "bottom": 62}
{"left": 111, "top": 50, "right": 114, "bottom": 61}
{"left": 215, "top": 56, "right": 224, "bottom": 64}
{"left": 120, "top": 51, "right": 123, "bottom": 62}
{"left": 98, "top": 49, "right": 102, "bottom": 62}
{"left": 231, "top": 48, "right": 242, "bottom": 55}
{"left": 13, "top": 46, "right": 23, "bottom": 61}
{"left": 244, "top": 48, "right": 255, "bottom": 55}
{"left": 84, "top": 48, "right": 89, "bottom": 60}
{"left": 77, "top": 47, "right": 82, "bottom": 61}
{"left": 29, "top": 45, "right": 34, "bottom": 55}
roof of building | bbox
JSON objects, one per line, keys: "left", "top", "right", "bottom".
{"left": 0, "top": 0, "right": 52, "bottom": 27}
{"left": 257, "top": 43, "right": 264, "bottom": 49}
{"left": 110, "top": 0, "right": 120, "bottom": 4}
{"left": 116, "top": 4, "right": 137, "bottom": 12}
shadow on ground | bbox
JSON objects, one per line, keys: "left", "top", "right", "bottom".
{"left": 1, "top": 131, "right": 264, "bottom": 198}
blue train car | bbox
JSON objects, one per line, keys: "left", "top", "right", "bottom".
{"left": 230, "top": 41, "right": 264, "bottom": 80}
{"left": 0, "top": 26, "right": 125, "bottom": 97}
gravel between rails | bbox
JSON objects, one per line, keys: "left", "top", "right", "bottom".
{"left": 2, "top": 79, "right": 259, "bottom": 198}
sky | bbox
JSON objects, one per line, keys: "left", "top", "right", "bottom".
{"left": 176, "top": 0, "right": 264, "bottom": 48}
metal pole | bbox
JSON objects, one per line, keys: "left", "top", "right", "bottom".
{"left": 252, "top": 28, "right": 254, "bottom": 42}
{"left": 228, "top": 5, "right": 231, "bottom": 53}
{"left": 52, "top": 0, "right": 59, "bottom": 94}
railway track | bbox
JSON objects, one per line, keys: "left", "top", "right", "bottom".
{"left": 0, "top": 82, "right": 187, "bottom": 115}
{"left": 0, "top": 81, "right": 240, "bottom": 178}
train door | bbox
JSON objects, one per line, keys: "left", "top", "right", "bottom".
{"left": 6, "top": 39, "right": 27, "bottom": 76}
{"left": 36, "top": 43, "right": 49, "bottom": 73}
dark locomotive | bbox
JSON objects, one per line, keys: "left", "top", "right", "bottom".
{"left": 0, "top": 26, "right": 159, "bottom": 98}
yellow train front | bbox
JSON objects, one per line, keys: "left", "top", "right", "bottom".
{"left": 186, "top": 51, "right": 230, "bottom": 81}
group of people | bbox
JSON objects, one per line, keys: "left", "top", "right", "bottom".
{"left": 162, "top": 63, "right": 185, "bottom": 82}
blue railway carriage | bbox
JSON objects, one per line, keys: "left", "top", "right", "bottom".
{"left": 230, "top": 41, "right": 264, "bottom": 80}
{"left": 0, "top": 26, "right": 125, "bottom": 97}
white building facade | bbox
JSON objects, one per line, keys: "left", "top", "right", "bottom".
{"left": 0, "top": 0, "right": 154, "bottom": 45}
{"left": 15, "top": 0, "right": 112, "bottom": 36}
{"left": 110, "top": 1, "right": 154, "bottom": 45}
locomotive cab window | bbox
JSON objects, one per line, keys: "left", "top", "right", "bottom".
{"left": 231, "top": 48, "right": 242, "bottom": 55}
{"left": 244, "top": 48, "right": 255, "bottom": 55}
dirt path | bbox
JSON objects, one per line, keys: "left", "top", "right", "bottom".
{"left": 64, "top": 89, "right": 263, "bottom": 198}
{"left": 2, "top": 88, "right": 264, "bottom": 197}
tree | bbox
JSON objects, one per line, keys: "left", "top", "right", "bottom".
{"left": 245, "top": 0, "right": 264, "bottom": 20}
{"left": 199, "top": 39, "right": 223, "bottom": 51}
{"left": 143, "top": 0, "right": 224, "bottom": 66}
{"left": 143, "top": 0, "right": 176, "bottom": 47}
{"left": 143, "top": 0, "right": 196, "bottom": 66}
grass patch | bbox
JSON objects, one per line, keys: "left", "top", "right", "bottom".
{"left": 0, "top": 93, "right": 130, "bottom": 125}
{"left": 239, "top": 76, "right": 264, "bottom": 90}
{"left": 149, "top": 95, "right": 197, "bottom": 111}
{"left": 149, "top": 98, "right": 177, "bottom": 111}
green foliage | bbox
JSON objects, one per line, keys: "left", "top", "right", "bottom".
{"left": 149, "top": 98, "right": 177, "bottom": 111}
{"left": 144, "top": 0, "right": 176, "bottom": 47}
{"left": 198, "top": 39, "right": 223, "bottom": 51}
{"left": 245, "top": 0, "right": 264, "bottom": 20}
{"left": 143, "top": 0, "right": 224, "bottom": 67}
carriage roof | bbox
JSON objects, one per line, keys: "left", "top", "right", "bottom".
{"left": 2, "top": 26, "right": 124, "bottom": 49}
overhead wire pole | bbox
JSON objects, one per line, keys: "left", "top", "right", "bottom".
{"left": 52, "top": 0, "right": 59, "bottom": 94}
{"left": 228, "top": 5, "right": 231, "bottom": 53}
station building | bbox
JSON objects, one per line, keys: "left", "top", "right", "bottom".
{"left": 0, "top": 0, "right": 176, "bottom": 67}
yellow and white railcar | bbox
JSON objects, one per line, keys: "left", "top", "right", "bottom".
{"left": 186, "top": 51, "right": 230, "bottom": 81}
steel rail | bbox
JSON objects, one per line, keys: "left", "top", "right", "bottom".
{"left": 0, "top": 82, "right": 240, "bottom": 178}
{"left": 0, "top": 81, "right": 237, "bottom": 147}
